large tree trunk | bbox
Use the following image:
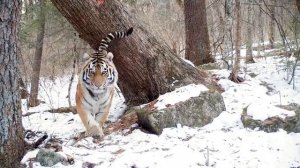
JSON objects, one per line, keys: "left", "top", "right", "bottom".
{"left": 0, "top": 0, "right": 25, "bottom": 167}
{"left": 29, "top": 0, "right": 46, "bottom": 107}
{"left": 51, "top": 0, "right": 219, "bottom": 105}
{"left": 184, "top": 0, "right": 214, "bottom": 65}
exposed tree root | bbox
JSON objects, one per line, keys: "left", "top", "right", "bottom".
{"left": 245, "top": 58, "right": 255, "bottom": 64}
{"left": 228, "top": 72, "right": 244, "bottom": 83}
{"left": 25, "top": 131, "right": 48, "bottom": 151}
{"left": 72, "top": 111, "right": 139, "bottom": 144}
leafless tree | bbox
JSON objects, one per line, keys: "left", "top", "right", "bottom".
{"left": 229, "top": 0, "right": 244, "bottom": 83}
{"left": 257, "top": 1, "right": 265, "bottom": 57}
{"left": 268, "top": 0, "right": 276, "bottom": 49}
{"left": 246, "top": 2, "right": 255, "bottom": 63}
{"left": 29, "top": 0, "right": 46, "bottom": 107}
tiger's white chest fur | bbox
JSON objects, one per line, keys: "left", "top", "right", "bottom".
{"left": 80, "top": 81, "right": 114, "bottom": 116}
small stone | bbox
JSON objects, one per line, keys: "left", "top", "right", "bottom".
{"left": 36, "top": 149, "right": 65, "bottom": 167}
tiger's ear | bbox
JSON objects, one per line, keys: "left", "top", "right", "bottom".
{"left": 83, "top": 53, "right": 90, "bottom": 60}
{"left": 107, "top": 52, "right": 114, "bottom": 62}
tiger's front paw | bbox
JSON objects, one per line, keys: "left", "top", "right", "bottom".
{"left": 85, "top": 125, "right": 104, "bottom": 138}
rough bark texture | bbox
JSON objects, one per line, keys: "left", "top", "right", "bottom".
{"left": 51, "top": 0, "right": 220, "bottom": 105}
{"left": 29, "top": 0, "right": 46, "bottom": 107}
{"left": 297, "top": 0, "right": 300, "bottom": 14}
{"left": 184, "top": 0, "right": 214, "bottom": 66}
{"left": 246, "top": 3, "right": 255, "bottom": 63}
{"left": 257, "top": 4, "right": 265, "bottom": 57}
{"left": 229, "top": 0, "right": 243, "bottom": 83}
{"left": 0, "top": 0, "right": 25, "bottom": 167}
{"left": 268, "top": 0, "right": 276, "bottom": 49}
{"left": 224, "top": 0, "right": 234, "bottom": 68}
{"left": 176, "top": 0, "right": 183, "bottom": 9}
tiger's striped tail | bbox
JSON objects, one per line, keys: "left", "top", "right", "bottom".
{"left": 98, "top": 27, "right": 133, "bottom": 51}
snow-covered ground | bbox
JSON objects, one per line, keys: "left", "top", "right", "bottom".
{"left": 22, "top": 50, "right": 300, "bottom": 168}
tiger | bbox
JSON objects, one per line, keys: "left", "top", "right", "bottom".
{"left": 75, "top": 27, "right": 133, "bottom": 138}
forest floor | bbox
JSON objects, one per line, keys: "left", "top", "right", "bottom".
{"left": 21, "top": 48, "right": 300, "bottom": 168}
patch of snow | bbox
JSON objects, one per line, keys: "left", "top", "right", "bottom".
{"left": 21, "top": 149, "right": 39, "bottom": 164}
{"left": 154, "top": 84, "right": 209, "bottom": 110}
{"left": 108, "top": 86, "right": 127, "bottom": 122}
{"left": 23, "top": 111, "right": 84, "bottom": 139}
{"left": 247, "top": 102, "right": 295, "bottom": 121}
{"left": 21, "top": 51, "right": 300, "bottom": 168}
{"left": 181, "top": 57, "right": 195, "bottom": 67}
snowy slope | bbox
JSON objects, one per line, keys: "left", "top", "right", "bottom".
{"left": 22, "top": 52, "right": 300, "bottom": 168}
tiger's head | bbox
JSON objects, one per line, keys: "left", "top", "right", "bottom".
{"left": 81, "top": 52, "right": 118, "bottom": 93}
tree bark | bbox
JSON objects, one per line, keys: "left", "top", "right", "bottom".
{"left": 184, "top": 0, "right": 214, "bottom": 65}
{"left": 0, "top": 0, "right": 25, "bottom": 167}
{"left": 257, "top": 2, "right": 265, "bottom": 57}
{"left": 24, "top": 0, "right": 29, "bottom": 14}
{"left": 50, "top": 0, "right": 219, "bottom": 105}
{"left": 229, "top": 0, "right": 243, "bottom": 83}
{"left": 296, "top": 0, "right": 300, "bottom": 14}
{"left": 176, "top": 0, "right": 183, "bottom": 9}
{"left": 28, "top": 0, "right": 33, "bottom": 6}
{"left": 224, "top": 0, "right": 234, "bottom": 69}
{"left": 268, "top": 0, "right": 276, "bottom": 49}
{"left": 246, "top": 2, "right": 255, "bottom": 63}
{"left": 29, "top": 0, "right": 46, "bottom": 107}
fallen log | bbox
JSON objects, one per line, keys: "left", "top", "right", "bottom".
{"left": 23, "top": 106, "right": 77, "bottom": 117}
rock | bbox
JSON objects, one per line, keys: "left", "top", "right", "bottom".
{"left": 248, "top": 72, "right": 258, "bottom": 78}
{"left": 198, "top": 62, "right": 221, "bottom": 70}
{"left": 36, "top": 149, "right": 65, "bottom": 167}
{"left": 82, "top": 162, "right": 97, "bottom": 168}
{"left": 241, "top": 103, "right": 300, "bottom": 133}
{"left": 137, "top": 91, "right": 226, "bottom": 134}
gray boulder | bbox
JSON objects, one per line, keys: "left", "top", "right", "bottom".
{"left": 241, "top": 103, "right": 300, "bottom": 133}
{"left": 137, "top": 91, "right": 226, "bottom": 134}
{"left": 36, "top": 149, "right": 65, "bottom": 167}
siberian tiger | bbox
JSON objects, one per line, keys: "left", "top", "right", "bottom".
{"left": 76, "top": 27, "right": 133, "bottom": 138}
